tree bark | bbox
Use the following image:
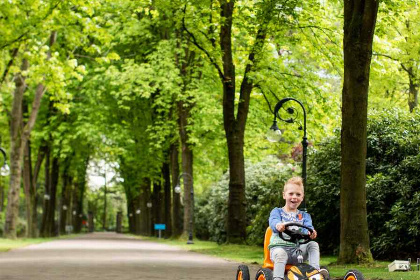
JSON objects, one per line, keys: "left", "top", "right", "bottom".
{"left": 74, "top": 157, "right": 88, "bottom": 233}
{"left": 40, "top": 150, "right": 59, "bottom": 237}
{"left": 162, "top": 161, "right": 172, "bottom": 238}
{"left": 139, "top": 178, "right": 151, "bottom": 235}
{"left": 170, "top": 142, "right": 182, "bottom": 237}
{"left": 407, "top": 67, "right": 418, "bottom": 113}
{"left": 4, "top": 31, "right": 57, "bottom": 238}
{"left": 23, "top": 139, "right": 34, "bottom": 237}
{"left": 4, "top": 58, "right": 28, "bottom": 238}
{"left": 218, "top": 0, "right": 269, "bottom": 243}
{"left": 59, "top": 158, "right": 72, "bottom": 235}
{"left": 339, "top": 0, "right": 378, "bottom": 264}
{"left": 178, "top": 98, "right": 194, "bottom": 239}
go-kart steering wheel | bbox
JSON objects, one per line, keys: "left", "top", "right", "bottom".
{"left": 279, "top": 222, "right": 314, "bottom": 244}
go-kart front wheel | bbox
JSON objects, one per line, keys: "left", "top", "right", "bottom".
{"left": 236, "top": 265, "right": 250, "bottom": 280}
{"left": 344, "top": 269, "right": 364, "bottom": 280}
{"left": 255, "top": 268, "right": 273, "bottom": 280}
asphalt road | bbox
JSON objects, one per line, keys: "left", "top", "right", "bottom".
{"left": 0, "top": 232, "right": 258, "bottom": 280}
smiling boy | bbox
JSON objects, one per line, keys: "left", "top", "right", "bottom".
{"left": 268, "top": 176, "right": 320, "bottom": 280}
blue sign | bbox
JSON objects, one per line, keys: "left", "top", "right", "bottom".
{"left": 154, "top": 224, "right": 166, "bottom": 230}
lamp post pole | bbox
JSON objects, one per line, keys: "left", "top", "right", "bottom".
{"left": 175, "top": 172, "right": 194, "bottom": 244}
{"left": 267, "top": 98, "right": 308, "bottom": 211}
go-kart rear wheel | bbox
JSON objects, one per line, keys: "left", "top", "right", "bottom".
{"left": 344, "top": 269, "right": 364, "bottom": 280}
{"left": 319, "top": 266, "right": 330, "bottom": 280}
{"left": 255, "top": 268, "right": 273, "bottom": 280}
{"left": 236, "top": 265, "right": 250, "bottom": 280}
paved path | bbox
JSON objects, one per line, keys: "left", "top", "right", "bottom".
{"left": 0, "top": 232, "right": 258, "bottom": 280}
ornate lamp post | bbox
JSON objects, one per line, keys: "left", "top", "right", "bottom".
{"left": 267, "top": 97, "right": 308, "bottom": 211}
{"left": 175, "top": 172, "right": 194, "bottom": 244}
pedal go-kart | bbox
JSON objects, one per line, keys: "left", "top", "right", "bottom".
{"left": 236, "top": 223, "right": 364, "bottom": 280}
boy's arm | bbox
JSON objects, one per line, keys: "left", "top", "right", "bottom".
{"left": 303, "top": 212, "right": 314, "bottom": 230}
{"left": 269, "top": 208, "right": 282, "bottom": 233}
{"left": 304, "top": 213, "right": 318, "bottom": 239}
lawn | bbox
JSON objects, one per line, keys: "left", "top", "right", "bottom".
{"left": 141, "top": 236, "right": 420, "bottom": 280}
{"left": 0, "top": 237, "right": 55, "bottom": 252}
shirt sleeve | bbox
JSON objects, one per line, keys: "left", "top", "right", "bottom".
{"left": 302, "top": 212, "right": 314, "bottom": 230}
{"left": 269, "top": 208, "right": 282, "bottom": 233}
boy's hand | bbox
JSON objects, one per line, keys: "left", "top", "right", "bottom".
{"left": 310, "top": 229, "right": 317, "bottom": 239}
{"left": 275, "top": 223, "right": 286, "bottom": 232}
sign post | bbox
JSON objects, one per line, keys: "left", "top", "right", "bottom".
{"left": 154, "top": 224, "right": 166, "bottom": 238}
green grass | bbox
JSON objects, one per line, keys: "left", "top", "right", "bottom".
{"left": 140, "top": 236, "right": 420, "bottom": 280}
{"left": 0, "top": 234, "right": 78, "bottom": 252}
{"left": 0, "top": 238, "right": 54, "bottom": 252}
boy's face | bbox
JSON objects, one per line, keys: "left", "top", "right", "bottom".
{"left": 283, "top": 183, "right": 304, "bottom": 211}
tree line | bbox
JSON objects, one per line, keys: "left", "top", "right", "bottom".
{"left": 0, "top": 0, "right": 418, "bottom": 264}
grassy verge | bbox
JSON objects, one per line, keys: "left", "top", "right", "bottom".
{"left": 0, "top": 238, "right": 53, "bottom": 252}
{"left": 140, "top": 236, "right": 420, "bottom": 280}
{"left": 0, "top": 234, "right": 79, "bottom": 252}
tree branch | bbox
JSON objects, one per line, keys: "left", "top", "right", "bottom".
{"left": 181, "top": 5, "right": 224, "bottom": 80}
{"left": 0, "top": 48, "right": 20, "bottom": 86}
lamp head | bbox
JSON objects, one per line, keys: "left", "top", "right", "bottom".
{"left": 266, "top": 120, "right": 282, "bottom": 142}
{"left": 0, "top": 163, "right": 9, "bottom": 176}
{"left": 174, "top": 184, "right": 181, "bottom": 194}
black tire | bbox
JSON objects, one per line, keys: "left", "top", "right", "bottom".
{"left": 236, "top": 265, "right": 250, "bottom": 280}
{"left": 344, "top": 269, "right": 364, "bottom": 280}
{"left": 319, "top": 266, "right": 330, "bottom": 280}
{"left": 255, "top": 268, "right": 273, "bottom": 280}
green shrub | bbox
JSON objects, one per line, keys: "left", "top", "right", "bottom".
{"left": 195, "top": 156, "right": 297, "bottom": 244}
{"left": 306, "top": 108, "right": 420, "bottom": 259}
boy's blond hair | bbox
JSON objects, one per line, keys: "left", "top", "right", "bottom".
{"left": 283, "top": 176, "right": 304, "bottom": 192}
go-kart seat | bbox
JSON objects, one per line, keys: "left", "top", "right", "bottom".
{"left": 262, "top": 227, "right": 292, "bottom": 271}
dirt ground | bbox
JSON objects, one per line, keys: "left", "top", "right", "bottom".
{"left": 0, "top": 232, "right": 259, "bottom": 280}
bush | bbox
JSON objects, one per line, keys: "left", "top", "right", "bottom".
{"left": 306, "top": 108, "right": 420, "bottom": 259}
{"left": 195, "top": 156, "right": 297, "bottom": 244}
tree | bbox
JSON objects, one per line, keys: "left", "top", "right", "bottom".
{"left": 373, "top": 1, "right": 420, "bottom": 112}
{"left": 4, "top": 31, "right": 57, "bottom": 238}
{"left": 339, "top": 0, "right": 379, "bottom": 263}
{"left": 183, "top": 0, "right": 300, "bottom": 243}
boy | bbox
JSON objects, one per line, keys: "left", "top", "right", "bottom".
{"left": 268, "top": 176, "right": 321, "bottom": 280}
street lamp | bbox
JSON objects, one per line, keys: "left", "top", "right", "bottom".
{"left": 0, "top": 148, "right": 10, "bottom": 176}
{"left": 175, "top": 172, "right": 194, "bottom": 244}
{"left": 267, "top": 97, "right": 308, "bottom": 211}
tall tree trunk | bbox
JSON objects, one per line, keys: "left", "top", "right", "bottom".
{"left": 139, "top": 178, "right": 151, "bottom": 235}
{"left": 126, "top": 193, "right": 135, "bottom": 234}
{"left": 72, "top": 181, "right": 80, "bottom": 232}
{"left": 40, "top": 150, "right": 59, "bottom": 237}
{"left": 59, "top": 158, "right": 72, "bottom": 235}
{"left": 74, "top": 157, "right": 88, "bottom": 233}
{"left": 133, "top": 194, "right": 141, "bottom": 235}
{"left": 407, "top": 67, "right": 418, "bottom": 113}
{"left": 178, "top": 98, "right": 194, "bottom": 239}
{"left": 162, "top": 161, "right": 172, "bottom": 238}
{"left": 152, "top": 180, "right": 162, "bottom": 235}
{"left": 4, "top": 58, "right": 28, "bottom": 238}
{"left": 40, "top": 147, "right": 51, "bottom": 237}
{"left": 339, "top": 0, "right": 378, "bottom": 264}
{"left": 220, "top": 0, "right": 246, "bottom": 243}
{"left": 170, "top": 143, "right": 182, "bottom": 237}
{"left": 216, "top": 0, "right": 270, "bottom": 243}
{"left": 23, "top": 140, "right": 34, "bottom": 237}
{"left": 30, "top": 143, "right": 47, "bottom": 237}
{"left": 4, "top": 31, "right": 57, "bottom": 238}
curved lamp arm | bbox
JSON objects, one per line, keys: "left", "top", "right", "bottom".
{"left": 269, "top": 98, "right": 308, "bottom": 211}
